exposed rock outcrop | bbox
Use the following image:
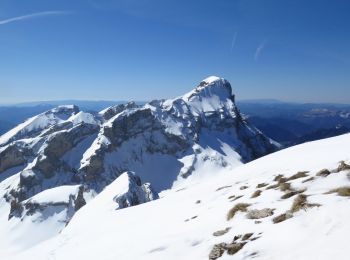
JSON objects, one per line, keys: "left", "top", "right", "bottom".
{"left": 113, "top": 171, "right": 159, "bottom": 209}
{"left": 0, "top": 76, "right": 278, "bottom": 223}
{"left": 9, "top": 185, "right": 91, "bottom": 223}
{"left": 0, "top": 145, "right": 27, "bottom": 173}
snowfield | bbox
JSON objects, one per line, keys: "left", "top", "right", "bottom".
{"left": 0, "top": 77, "right": 348, "bottom": 259}
{"left": 1, "top": 133, "right": 350, "bottom": 259}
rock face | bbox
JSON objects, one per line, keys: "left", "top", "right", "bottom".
{"left": 8, "top": 185, "right": 93, "bottom": 224}
{"left": 78, "top": 76, "right": 278, "bottom": 192}
{"left": 0, "top": 105, "right": 80, "bottom": 146}
{"left": 113, "top": 171, "right": 159, "bottom": 209}
{"left": 0, "top": 76, "right": 278, "bottom": 223}
{"left": 0, "top": 145, "right": 26, "bottom": 173}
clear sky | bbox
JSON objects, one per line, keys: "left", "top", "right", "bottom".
{"left": 0, "top": 0, "right": 349, "bottom": 104}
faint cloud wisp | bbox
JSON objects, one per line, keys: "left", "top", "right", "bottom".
{"left": 0, "top": 11, "right": 69, "bottom": 26}
{"left": 230, "top": 32, "right": 238, "bottom": 53}
{"left": 254, "top": 39, "right": 267, "bottom": 61}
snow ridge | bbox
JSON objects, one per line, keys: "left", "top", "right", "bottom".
{"left": 0, "top": 76, "right": 279, "bottom": 259}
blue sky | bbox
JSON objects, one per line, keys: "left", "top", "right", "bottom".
{"left": 0, "top": 0, "right": 349, "bottom": 104}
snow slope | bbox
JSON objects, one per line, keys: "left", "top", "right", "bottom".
{"left": 0, "top": 105, "right": 79, "bottom": 146}
{"left": 0, "top": 76, "right": 279, "bottom": 259}
{"left": 4, "top": 133, "right": 350, "bottom": 260}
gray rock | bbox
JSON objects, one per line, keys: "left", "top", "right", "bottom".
{"left": 0, "top": 145, "right": 26, "bottom": 173}
{"left": 316, "top": 169, "right": 331, "bottom": 177}
{"left": 1, "top": 77, "right": 279, "bottom": 228}
{"left": 246, "top": 208, "right": 274, "bottom": 219}
{"left": 8, "top": 184, "right": 89, "bottom": 223}
{"left": 209, "top": 243, "right": 227, "bottom": 260}
{"left": 213, "top": 227, "right": 231, "bottom": 237}
{"left": 74, "top": 185, "right": 87, "bottom": 211}
{"left": 113, "top": 172, "right": 159, "bottom": 210}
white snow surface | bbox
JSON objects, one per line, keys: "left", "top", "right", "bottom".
{"left": 4, "top": 76, "right": 343, "bottom": 259}
{"left": 68, "top": 111, "right": 99, "bottom": 126}
{"left": 1, "top": 133, "right": 349, "bottom": 259}
{"left": 162, "top": 76, "right": 234, "bottom": 115}
{"left": 25, "top": 185, "right": 81, "bottom": 204}
{"left": 0, "top": 105, "right": 79, "bottom": 146}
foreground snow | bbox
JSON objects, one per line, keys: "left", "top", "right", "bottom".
{"left": 2, "top": 133, "right": 350, "bottom": 260}
{"left": 0, "top": 76, "right": 277, "bottom": 260}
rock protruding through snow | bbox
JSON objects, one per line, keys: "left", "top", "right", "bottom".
{"left": 0, "top": 76, "right": 278, "bottom": 255}
{"left": 113, "top": 171, "right": 159, "bottom": 209}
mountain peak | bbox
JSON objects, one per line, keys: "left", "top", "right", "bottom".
{"left": 197, "top": 76, "right": 231, "bottom": 92}
{"left": 0, "top": 104, "right": 80, "bottom": 146}
{"left": 185, "top": 76, "right": 234, "bottom": 102}
{"left": 201, "top": 75, "right": 222, "bottom": 84}
{"left": 0, "top": 76, "right": 279, "bottom": 259}
{"left": 170, "top": 76, "right": 235, "bottom": 115}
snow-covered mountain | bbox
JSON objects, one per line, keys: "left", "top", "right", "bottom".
{"left": 0, "top": 76, "right": 278, "bottom": 258}
{"left": 2, "top": 125, "right": 350, "bottom": 259}
{"left": 1, "top": 76, "right": 349, "bottom": 260}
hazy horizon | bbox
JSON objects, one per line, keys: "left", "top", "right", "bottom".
{"left": 1, "top": 97, "right": 350, "bottom": 107}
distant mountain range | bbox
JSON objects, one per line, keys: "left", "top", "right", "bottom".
{"left": 0, "top": 101, "right": 140, "bottom": 136}
{"left": 1, "top": 99, "right": 349, "bottom": 146}
{"left": 237, "top": 101, "right": 350, "bottom": 146}
{"left": 1, "top": 77, "right": 350, "bottom": 259}
{"left": 0, "top": 75, "right": 277, "bottom": 232}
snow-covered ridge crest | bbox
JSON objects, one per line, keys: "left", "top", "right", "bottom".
{"left": 192, "top": 75, "right": 233, "bottom": 99}
{"left": 111, "top": 171, "right": 159, "bottom": 209}
{"left": 1, "top": 75, "right": 277, "bottom": 197}
{"left": 68, "top": 111, "right": 99, "bottom": 126}
{"left": 163, "top": 76, "right": 235, "bottom": 115}
{"left": 0, "top": 105, "right": 80, "bottom": 146}
{"left": 0, "top": 76, "right": 278, "bottom": 256}
{"left": 16, "top": 133, "right": 350, "bottom": 260}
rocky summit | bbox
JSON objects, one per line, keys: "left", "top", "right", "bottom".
{"left": 0, "top": 76, "right": 278, "bottom": 257}
{"left": 0, "top": 77, "right": 348, "bottom": 260}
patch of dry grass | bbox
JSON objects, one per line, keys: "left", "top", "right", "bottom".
{"left": 290, "top": 194, "right": 320, "bottom": 213}
{"left": 291, "top": 194, "right": 308, "bottom": 212}
{"left": 232, "top": 195, "right": 243, "bottom": 201}
{"left": 209, "top": 243, "right": 226, "bottom": 260}
{"left": 281, "top": 191, "right": 298, "bottom": 199}
{"left": 216, "top": 185, "right": 232, "bottom": 191}
{"left": 209, "top": 241, "right": 246, "bottom": 259}
{"left": 279, "top": 182, "right": 291, "bottom": 192}
{"left": 226, "top": 242, "right": 246, "bottom": 255}
{"left": 266, "top": 172, "right": 308, "bottom": 193}
{"left": 240, "top": 185, "right": 249, "bottom": 190}
{"left": 212, "top": 227, "right": 231, "bottom": 237}
{"left": 246, "top": 208, "right": 274, "bottom": 219}
{"left": 251, "top": 190, "right": 262, "bottom": 198}
{"left": 233, "top": 235, "right": 242, "bottom": 241}
{"left": 326, "top": 186, "right": 350, "bottom": 197}
{"left": 334, "top": 161, "right": 350, "bottom": 173}
{"left": 266, "top": 183, "right": 279, "bottom": 190}
{"left": 272, "top": 211, "right": 293, "bottom": 224}
{"left": 281, "top": 188, "right": 306, "bottom": 199}
{"left": 256, "top": 183, "right": 268, "bottom": 188}
{"left": 241, "top": 233, "right": 254, "bottom": 241}
{"left": 273, "top": 174, "right": 284, "bottom": 182}
{"left": 273, "top": 172, "right": 309, "bottom": 183}
{"left": 316, "top": 169, "right": 331, "bottom": 177}
{"left": 287, "top": 171, "right": 309, "bottom": 181}
{"left": 227, "top": 203, "right": 250, "bottom": 220}
{"left": 274, "top": 193, "right": 321, "bottom": 224}
{"left": 302, "top": 177, "right": 314, "bottom": 183}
